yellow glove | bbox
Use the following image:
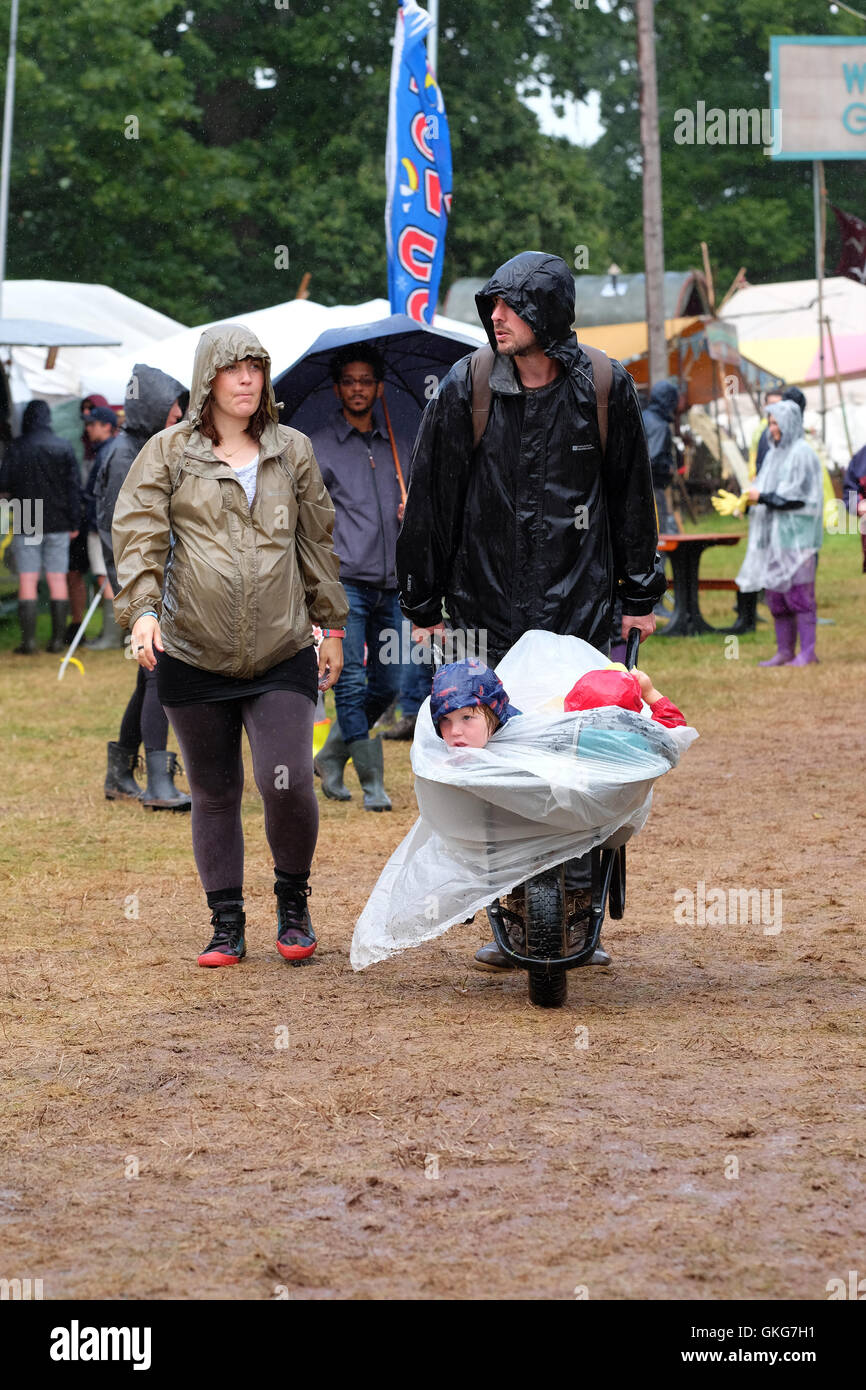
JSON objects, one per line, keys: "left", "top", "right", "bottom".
{"left": 712, "top": 489, "right": 750, "bottom": 517}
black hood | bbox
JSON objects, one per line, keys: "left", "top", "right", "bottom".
{"left": 123, "top": 363, "right": 188, "bottom": 439}
{"left": 782, "top": 385, "right": 806, "bottom": 415}
{"left": 475, "top": 252, "right": 576, "bottom": 363}
{"left": 647, "top": 381, "right": 679, "bottom": 420}
{"left": 21, "top": 399, "right": 52, "bottom": 433}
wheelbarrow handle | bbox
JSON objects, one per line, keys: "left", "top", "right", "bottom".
{"left": 624, "top": 626, "right": 641, "bottom": 672}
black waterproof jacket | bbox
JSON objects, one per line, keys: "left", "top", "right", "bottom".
{"left": 0, "top": 400, "right": 81, "bottom": 533}
{"left": 396, "top": 252, "right": 665, "bottom": 658}
{"left": 94, "top": 363, "right": 187, "bottom": 591}
{"left": 642, "top": 381, "right": 679, "bottom": 488}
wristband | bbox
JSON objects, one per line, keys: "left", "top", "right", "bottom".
{"left": 138, "top": 610, "right": 159, "bottom": 622}
{"left": 320, "top": 628, "right": 345, "bottom": 638}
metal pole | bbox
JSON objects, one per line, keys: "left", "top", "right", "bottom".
{"left": 0, "top": 0, "right": 20, "bottom": 319}
{"left": 636, "top": 0, "right": 667, "bottom": 388}
{"left": 825, "top": 314, "right": 854, "bottom": 456}
{"left": 427, "top": 0, "right": 439, "bottom": 76}
{"left": 813, "top": 159, "right": 826, "bottom": 439}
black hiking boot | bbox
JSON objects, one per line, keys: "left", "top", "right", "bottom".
{"left": 198, "top": 905, "right": 246, "bottom": 967}
{"left": 275, "top": 877, "right": 317, "bottom": 961}
{"left": 104, "top": 741, "right": 143, "bottom": 801}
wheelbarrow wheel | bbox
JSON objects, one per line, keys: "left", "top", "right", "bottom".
{"left": 525, "top": 870, "right": 567, "bottom": 1009}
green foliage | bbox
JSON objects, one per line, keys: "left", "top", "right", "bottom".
{"left": 0, "top": 0, "right": 862, "bottom": 323}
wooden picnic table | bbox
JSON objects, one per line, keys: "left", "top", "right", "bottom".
{"left": 655, "top": 532, "right": 745, "bottom": 637}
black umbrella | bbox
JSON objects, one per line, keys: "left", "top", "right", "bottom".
{"left": 272, "top": 313, "right": 483, "bottom": 488}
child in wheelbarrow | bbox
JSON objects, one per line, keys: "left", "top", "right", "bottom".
{"left": 430, "top": 657, "right": 687, "bottom": 969}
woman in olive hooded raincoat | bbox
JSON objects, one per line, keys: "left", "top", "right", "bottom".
{"left": 112, "top": 324, "right": 349, "bottom": 967}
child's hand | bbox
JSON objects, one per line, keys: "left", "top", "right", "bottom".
{"left": 634, "top": 669, "right": 661, "bottom": 705}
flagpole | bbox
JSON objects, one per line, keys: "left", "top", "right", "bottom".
{"left": 0, "top": 0, "right": 21, "bottom": 318}
{"left": 813, "top": 159, "right": 827, "bottom": 440}
{"left": 427, "top": 0, "right": 439, "bottom": 75}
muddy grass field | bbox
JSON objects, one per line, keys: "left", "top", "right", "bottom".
{"left": 1, "top": 545, "right": 864, "bottom": 1301}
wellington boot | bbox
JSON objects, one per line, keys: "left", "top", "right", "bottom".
{"left": 141, "top": 750, "right": 192, "bottom": 811}
{"left": 758, "top": 614, "right": 796, "bottom": 667}
{"left": 104, "top": 741, "right": 143, "bottom": 801}
{"left": 314, "top": 720, "right": 352, "bottom": 801}
{"left": 47, "top": 599, "right": 69, "bottom": 653}
{"left": 348, "top": 735, "right": 392, "bottom": 812}
{"left": 14, "top": 599, "right": 38, "bottom": 654}
{"left": 786, "top": 612, "right": 818, "bottom": 666}
{"left": 89, "top": 602, "right": 124, "bottom": 650}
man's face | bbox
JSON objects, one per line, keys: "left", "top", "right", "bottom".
{"left": 86, "top": 420, "right": 113, "bottom": 444}
{"left": 765, "top": 392, "right": 782, "bottom": 412}
{"left": 334, "top": 360, "right": 382, "bottom": 419}
{"left": 490, "top": 296, "right": 538, "bottom": 356}
{"left": 164, "top": 399, "right": 183, "bottom": 429}
{"left": 768, "top": 416, "right": 781, "bottom": 443}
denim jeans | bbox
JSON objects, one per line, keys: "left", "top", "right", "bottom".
{"left": 398, "top": 629, "right": 434, "bottom": 719}
{"left": 336, "top": 581, "right": 403, "bottom": 744}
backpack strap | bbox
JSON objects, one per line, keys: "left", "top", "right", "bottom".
{"left": 469, "top": 345, "right": 495, "bottom": 452}
{"left": 581, "top": 344, "right": 612, "bottom": 457}
{"left": 469, "top": 341, "right": 613, "bottom": 458}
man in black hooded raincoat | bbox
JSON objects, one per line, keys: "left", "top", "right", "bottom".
{"left": 397, "top": 251, "right": 666, "bottom": 969}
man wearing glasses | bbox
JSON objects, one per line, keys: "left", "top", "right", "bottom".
{"left": 309, "top": 346, "right": 410, "bottom": 812}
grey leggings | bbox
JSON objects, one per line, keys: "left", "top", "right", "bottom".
{"left": 164, "top": 690, "right": 318, "bottom": 893}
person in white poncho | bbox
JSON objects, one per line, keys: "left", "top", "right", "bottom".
{"left": 350, "top": 632, "right": 697, "bottom": 973}
{"left": 736, "top": 399, "right": 824, "bottom": 667}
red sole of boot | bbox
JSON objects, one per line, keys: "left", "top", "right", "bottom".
{"left": 197, "top": 952, "right": 244, "bottom": 967}
{"left": 276, "top": 940, "right": 317, "bottom": 961}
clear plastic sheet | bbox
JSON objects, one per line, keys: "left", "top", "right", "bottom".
{"left": 350, "top": 631, "right": 698, "bottom": 970}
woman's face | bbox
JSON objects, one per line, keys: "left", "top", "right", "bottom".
{"left": 768, "top": 417, "right": 781, "bottom": 443}
{"left": 438, "top": 705, "right": 491, "bottom": 749}
{"left": 210, "top": 357, "right": 264, "bottom": 420}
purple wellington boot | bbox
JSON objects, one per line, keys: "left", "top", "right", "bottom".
{"left": 759, "top": 614, "right": 796, "bottom": 666}
{"left": 786, "top": 612, "right": 818, "bottom": 666}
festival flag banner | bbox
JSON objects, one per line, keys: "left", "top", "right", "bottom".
{"left": 831, "top": 204, "right": 866, "bottom": 286}
{"left": 385, "top": 0, "right": 453, "bottom": 325}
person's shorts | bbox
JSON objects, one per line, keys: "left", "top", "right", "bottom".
{"left": 11, "top": 530, "right": 70, "bottom": 575}
{"left": 86, "top": 531, "right": 107, "bottom": 577}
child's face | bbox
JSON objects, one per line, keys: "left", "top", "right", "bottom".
{"left": 438, "top": 705, "right": 491, "bottom": 748}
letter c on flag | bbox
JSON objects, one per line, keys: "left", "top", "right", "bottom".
{"left": 411, "top": 112, "right": 435, "bottom": 160}
{"left": 398, "top": 226, "right": 437, "bottom": 283}
{"left": 406, "top": 288, "right": 430, "bottom": 321}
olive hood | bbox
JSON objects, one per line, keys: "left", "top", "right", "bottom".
{"left": 475, "top": 252, "right": 577, "bottom": 363}
{"left": 187, "top": 323, "right": 281, "bottom": 429}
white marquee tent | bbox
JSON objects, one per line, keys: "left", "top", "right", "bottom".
{"left": 1, "top": 280, "right": 187, "bottom": 407}
{"left": 75, "top": 296, "right": 486, "bottom": 403}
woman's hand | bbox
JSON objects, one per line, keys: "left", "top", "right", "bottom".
{"left": 745, "top": 486, "right": 761, "bottom": 503}
{"left": 317, "top": 636, "right": 343, "bottom": 691}
{"left": 130, "top": 614, "right": 163, "bottom": 671}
